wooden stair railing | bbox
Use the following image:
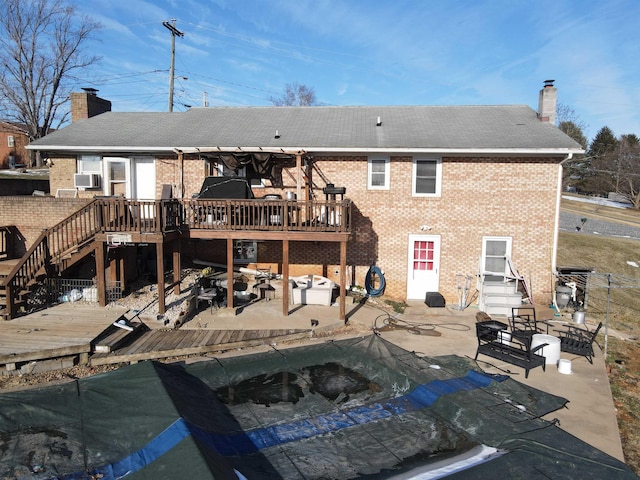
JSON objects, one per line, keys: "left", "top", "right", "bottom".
{"left": 1, "top": 201, "right": 103, "bottom": 319}
{"left": 0, "top": 199, "right": 182, "bottom": 319}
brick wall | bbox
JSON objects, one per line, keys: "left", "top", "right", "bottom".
{"left": 307, "top": 154, "right": 560, "bottom": 304}
{"left": 43, "top": 152, "right": 561, "bottom": 304}
{"left": 0, "top": 197, "right": 91, "bottom": 256}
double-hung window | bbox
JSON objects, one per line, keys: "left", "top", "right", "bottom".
{"left": 368, "top": 156, "right": 389, "bottom": 189}
{"left": 412, "top": 157, "right": 442, "bottom": 196}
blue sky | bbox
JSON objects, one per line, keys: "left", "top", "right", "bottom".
{"left": 75, "top": 0, "right": 640, "bottom": 142}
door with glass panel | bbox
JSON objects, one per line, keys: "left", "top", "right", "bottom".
{"left": 407, "top": 235, "right": 441, "bottom": 299}
{"left": 481, "top": 236, "right": 512, "bottom": 280}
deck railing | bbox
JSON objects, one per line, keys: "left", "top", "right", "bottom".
{"left": 182, "top": 198, "right": 351, "bottom": 233}
{"left": 95, "top": 198, "right": 182, "bottom": 233}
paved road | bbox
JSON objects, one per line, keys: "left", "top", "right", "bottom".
{"left": 560, "top": 210, "right": 640, "bottom": 241}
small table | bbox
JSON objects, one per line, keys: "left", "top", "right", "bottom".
{"left": 531, "top": 334, "right": 561, "bottom": 365}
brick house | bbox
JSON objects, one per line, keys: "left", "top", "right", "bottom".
{"left": 0, "top": 121, "right": 30, "bottom": 169}
{"left": 25, "top": 82, "right": 583, "bottom": 317}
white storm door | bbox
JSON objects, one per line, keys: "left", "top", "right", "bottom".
{"left": 103, "top": 157, "right": 131, "bottom": 198}
{"left": 407, "top": 235, "right": 441, "bottom": 299}
{"left": 481, "top": 236, "right": 512, "bottom": 277}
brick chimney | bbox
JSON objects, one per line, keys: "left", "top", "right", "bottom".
{"left": 537, "top": 79, "right": 557, "bottom": 124}
{"left": 70, "top": 88, "right": 112, "bottom": 122}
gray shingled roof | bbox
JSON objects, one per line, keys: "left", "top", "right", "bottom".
{"left": 28, "top": 105, "right": 583, "bottom": 153}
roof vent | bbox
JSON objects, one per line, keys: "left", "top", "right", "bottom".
{"left": 274, "top": 130, "right": 280, "bottom": 139}
{"left": 376, "top": 116, "right": 382, "bottom": 126}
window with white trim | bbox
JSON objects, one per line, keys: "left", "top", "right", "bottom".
{"left": 412, "top": 157, "right": 442, "bottom": 196}
{"left": 368, "top": 156, "right": 389, "bottom": 189}
{"left": 7, "top": 135, "right": 14, "bottom": 148}
{"left": 78, "top": 155, "right": 102, "bottom": 173}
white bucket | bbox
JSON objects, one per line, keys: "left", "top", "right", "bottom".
{"left": 558, "top": 359, "right": 572, "bottom": 375}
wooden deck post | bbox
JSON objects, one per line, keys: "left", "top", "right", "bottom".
{"left": 226, "top": 238, "right": 234, "bottom": 310}
{"left": 173, "top": 238, "right": 181, "bottom": 295}
{"left": 119, "top": 254, "right": 126, "bottom": 292}
{"left": 296, "top": 154, "right": 302, "bottom": 201}
{"left": 156, "top": 241, "right": 166, "bottom": 314}
{"left": 340, "top": 240, "right": 347, "bottom": 322}
{"left": 96, "top": 242, "right": 106, "bottom": 307}
{"left": 282, "top": 239, "right": 289, "bottom": 316}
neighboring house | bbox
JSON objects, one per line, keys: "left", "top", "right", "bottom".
{"left": 0, "top": 121, "right": 30, "bottom": 169}
{"left": 26, "top": 82, "right": 583, "bottom": 315}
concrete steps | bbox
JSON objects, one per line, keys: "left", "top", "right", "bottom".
{"left": 478, "top": 280, "right": 523, "bottom": 316}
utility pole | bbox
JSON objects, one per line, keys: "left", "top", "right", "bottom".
{"left": 162, "top": 19, "right": 184, "bottom": 112}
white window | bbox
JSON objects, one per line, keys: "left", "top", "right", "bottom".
{"left": 7, "top": 135, "right": 14, "bottom": 148}
{"left": 481, "top": 236, "right": 512, "bottom": 277}
{"left": 78, "top": 155, "right": 102, "bottom": 173}
{"left": 412, "top": 157, "right": 442, "bottom": 196}
{"left": 368, "top": 156, "right": 389, "bottom": 189}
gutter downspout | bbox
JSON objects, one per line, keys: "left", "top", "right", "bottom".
{"left": 551, "top": 153, "right": 573, "bottom": 306}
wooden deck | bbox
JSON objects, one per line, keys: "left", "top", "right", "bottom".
{"left": 89, "top": 327, "right": 313, "bottom": 366}
{"left": 0, "top": 303, "right": 312, "bottom": 372}
{"left": 0, "top": 304, "right": 128, "bottom": 368}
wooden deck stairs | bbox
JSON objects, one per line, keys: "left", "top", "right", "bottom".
{"left": 0, "top": 202, "right": 103, "bottom": 320}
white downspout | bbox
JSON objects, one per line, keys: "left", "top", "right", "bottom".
{"left": 551, "top": 153, "right": 573, "bottom": 306}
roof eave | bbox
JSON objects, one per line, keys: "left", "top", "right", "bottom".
{"left": 26, "top": 145, "right": 176, "bottom": 152}
{"left": 180, "top": 146, "right": 585, "bottom": 156}
{"left": 27, "top": 144, "right": 585, "bottom": 156}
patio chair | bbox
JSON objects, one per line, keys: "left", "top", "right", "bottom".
{"left": 555, "top": 322, "right": 603, "bottom": 364}
{"left": 508, "top": 306, "right": 546, "bottom": 347}
{"left": 475, "top": 320, "right": 547, "bottom": 378}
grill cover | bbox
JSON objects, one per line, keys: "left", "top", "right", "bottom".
{"left": 198, "top": 177, "right": 254, "bottom": 199}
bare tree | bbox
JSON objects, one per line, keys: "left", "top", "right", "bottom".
{"left": 270, "top": 82, "right": 317, "bottom": 106}
{"left": 0, "top": 0, "right": 101, "bottom": 166}
{"left": 610, "top": 135, "right": 640, "bottom": 208}
{"left": 556, "top": 103, "right": 589, "bottom": 191}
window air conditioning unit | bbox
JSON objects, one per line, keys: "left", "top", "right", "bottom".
{"left": 73, "top": 173, "right": 101, "bottom": 188}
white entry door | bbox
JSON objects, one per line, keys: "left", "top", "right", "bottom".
{"left": 407, "top": 235, "right": 441, "bottom": 300}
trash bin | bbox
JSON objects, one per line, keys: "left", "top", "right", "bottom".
{"left": 555, "top": 285, "right": 572, "bottom": 309}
